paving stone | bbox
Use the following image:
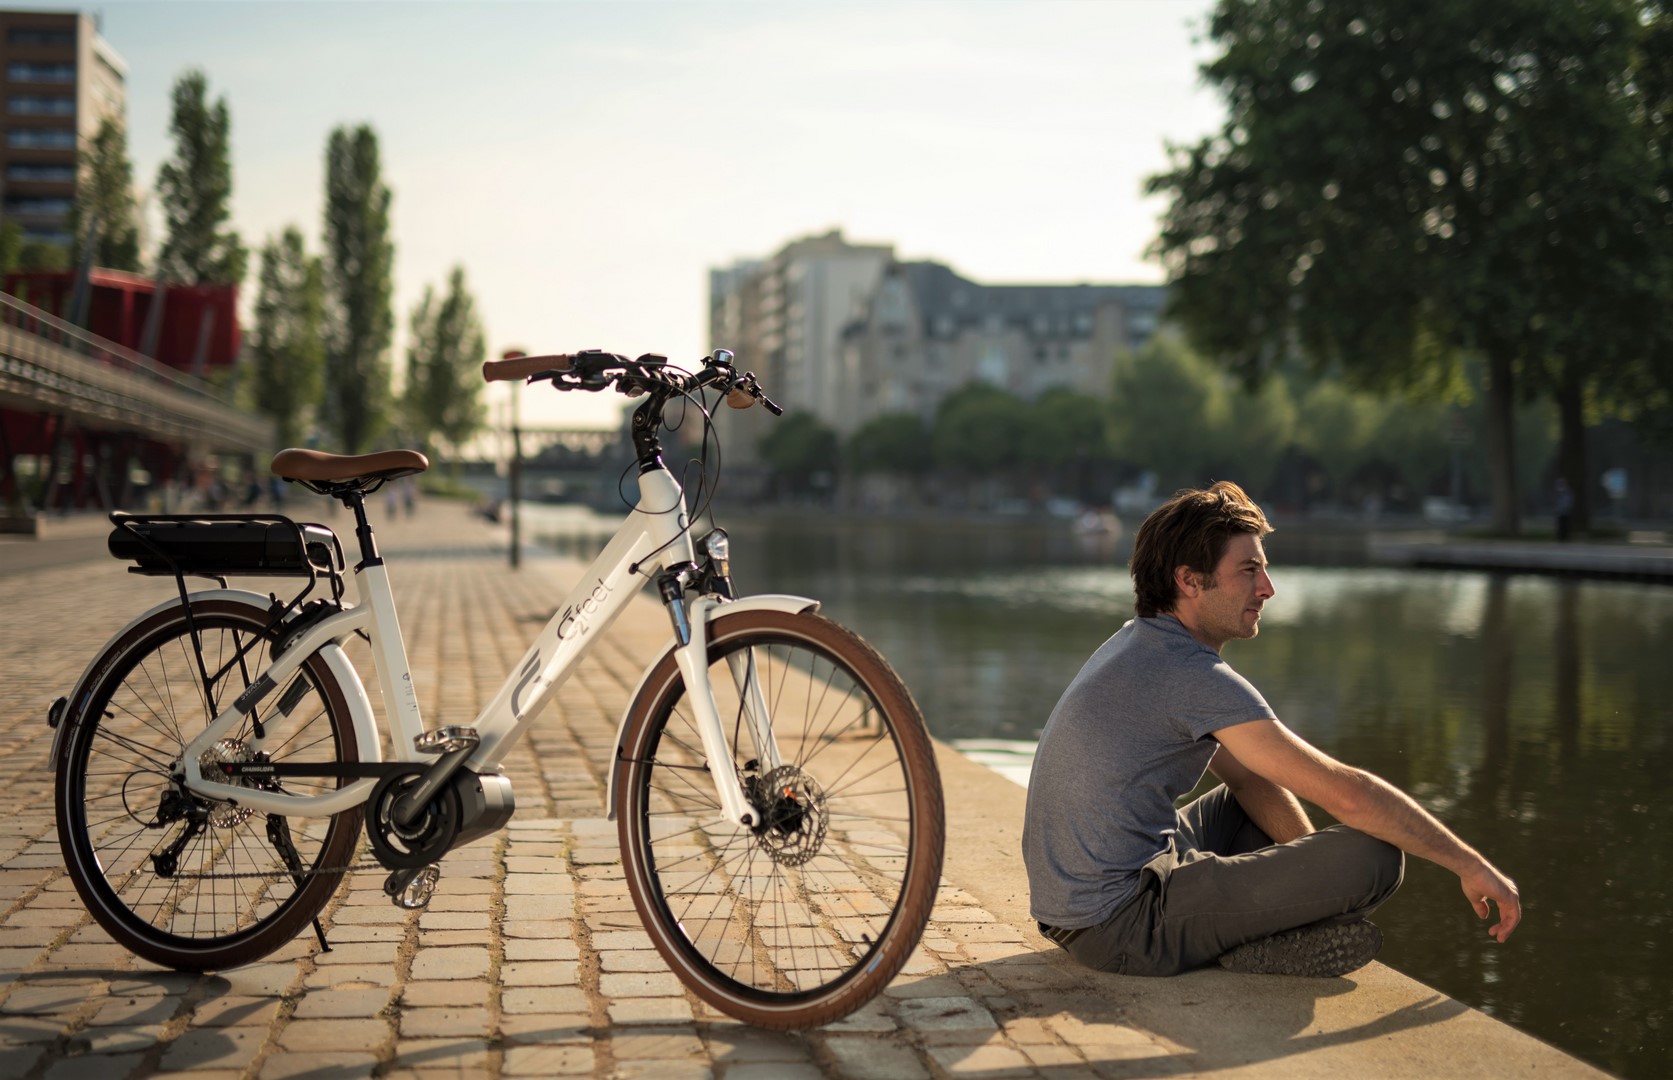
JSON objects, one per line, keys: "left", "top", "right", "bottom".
{"left": 600, "top": 970, "right": 684, "bottom": 997}
{"left": 41, "top": 1052, "right": 148, "bottom": 1080}
{"left": 503, "top": 938, "right": 579, "bottom": 962}
{"left": 409, "top": 947, "right": 490, "bottom": 981}
{"left": 500, "top": 960, "right": 579, "bottom": 986}
{"left": 706, "top": 1028, "right": 814, "bottom": 1063}
{"left": 401, "top": 980, "right": 492, "bottom": 1008}
{"left": 609, "top": 1026, "right": 705, "bottom": 1059}
{"left": 290, "top": 987, "right": 391, "bottom": 1018}
{"left": 607, "top": 997, "right": 696, "bottom": 1025}
{"left": 158, "top": 1025, "right": 268, "bottom": 1071}
{"left": 277, "top": 1017, "right": 393, "bottom": 1051}
{"left": 502, "top": 1043, "right": 595, "bottom": 1075}
{"left": 190, "top": 995, "right": 284, "bottom": 1027}
{"left": 496, "top": 1012, "right": 592, "bottom": 1045}
{"left": 399, "top": 1006, "right": 492, "bottom": 1038}
{"left": 500, "top": 985, "right": 589, "bottom": 1014}
{"left": 258, "top": 1051, "right": 381, "bottom": 1078}
{"left": 824, "top": 1036, "right": 931, "bottom": 1079}
{"left": 388, "top": 1037, "right": 492, "bottom": 1070}
{"left": 927, "top": 1042, "right": 1035, "bottom": 1076}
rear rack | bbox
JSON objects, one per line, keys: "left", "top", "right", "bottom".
{"left": 106, "top": 513, "right": 350, "bottom": 715}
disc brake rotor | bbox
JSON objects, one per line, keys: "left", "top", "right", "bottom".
{"left": 753, "top": 765, "right": 829, "bottom": 866}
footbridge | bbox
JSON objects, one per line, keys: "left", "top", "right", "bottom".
{"left": 1, "top": 291, "right": 274, "bottom": 521}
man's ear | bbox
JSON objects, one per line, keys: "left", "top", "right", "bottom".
{"left": 1174, "top": 564, "right": 1199, "bottom": 599}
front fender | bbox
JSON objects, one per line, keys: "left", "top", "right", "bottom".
{"left": 52, "top": 589, "right": 379, "bottom": 769}
{"left": 604, "top": 593, "right": 818, "bottom": 821}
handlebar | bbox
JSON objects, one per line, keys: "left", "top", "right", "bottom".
{"left": 483, "top": 349, "right": 783, "bottom": 416}
{"left": 482, "top": 353, "right": 573, "bottom": 382}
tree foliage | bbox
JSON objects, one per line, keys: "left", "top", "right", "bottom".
{"left": 0, "top": 220, "right": 69, "bottom": 281}
{"left": 321, "top": 125, "right": 395, "bottom": 453}
{"left": 759, "top": 414, "right": 840, "bottom": 496}
{"left": 403, "top": 266, "right": 488, "bottom": 456}
{"left": 155, "top": 70, "right": 245, "bottom": 284}
{"left": 1147, "top": 0, "right": 1673, "bottom": 534}
{"left": 68, "top": 117, "right": 141, "bottom": 272}
{"left": 847, "top": 412, "right": 931, "bottom": 475}
{"left": 931, "top": 383, "right": 1030, "bottom": 472}
{"left": 247, "top": 228, "right": 324, "bottom": 449}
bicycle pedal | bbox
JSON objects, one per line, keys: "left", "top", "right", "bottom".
{"left": 414, "top": 725, "right": 479, "bottom": 755}
{"left": 385, "top": 864, "right": 441, "bottom": 910}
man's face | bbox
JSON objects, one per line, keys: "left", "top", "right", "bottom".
{"left": 1193, "top": 533, "right": 1275, "bottom": 648}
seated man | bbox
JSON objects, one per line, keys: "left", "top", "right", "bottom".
{"left": 1022, "top": 481, "right": 1520, "bottom": 977}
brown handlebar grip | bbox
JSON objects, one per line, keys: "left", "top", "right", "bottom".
{"left": 725, "top": 389, "right": 756, "bottom": 410}
{"left": 482, "top": 353, "right": 573, "bottom": 382}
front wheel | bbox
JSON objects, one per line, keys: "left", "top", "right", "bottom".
{"left": 615, "top": 610, "right": 944, "bottom": 1029}
{"left": 55, "top": 598, "right": 361, "bottom": 970}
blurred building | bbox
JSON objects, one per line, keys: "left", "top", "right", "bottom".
{"left": 0, "top": 8, "right": 127, "bottom": 249}
{"left": 709, "top": 230, "right": 1165, "bottom": 438}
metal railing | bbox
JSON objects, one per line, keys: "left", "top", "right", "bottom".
{"left": 0, "top": 290, "right": 274, "bottom": 451}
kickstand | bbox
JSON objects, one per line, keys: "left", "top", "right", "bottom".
{"left": 311, "top": 917, "right": 331, "bottom": 953}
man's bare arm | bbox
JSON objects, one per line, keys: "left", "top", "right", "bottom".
{"left": 1206, "top": 744, "right": 1314, "bottom": 843}
{"left": 1213, "top": 718, "right": 1522, "bottom": 942}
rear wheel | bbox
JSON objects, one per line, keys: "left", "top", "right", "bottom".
{"left": 615, "top": 610, "right": 944, "bottom": 1029}
{"left": 55, "top": 598, "right": 361, "bottom": 970}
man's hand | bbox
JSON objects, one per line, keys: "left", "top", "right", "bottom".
{"left": 1460, "top": 860, "right": 1521, "bottom": 942}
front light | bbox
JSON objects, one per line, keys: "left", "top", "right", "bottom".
{"left": 703, "top": 529, "right": 731, "bottom": 564}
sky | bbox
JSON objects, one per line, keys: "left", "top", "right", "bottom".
{"left": 25, "top": 0, "right": 1226, "bottom": 430}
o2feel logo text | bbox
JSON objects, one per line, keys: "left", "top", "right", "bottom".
{"left": 557, "top": 579, "right": 613, "bottom": 642}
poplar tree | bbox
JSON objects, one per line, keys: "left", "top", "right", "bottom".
{"left": 154, "top": 70, "right": 245, "bottom": 284}
{"left": 68, "top": 117, "right": 141, "bottom": 272}
{"left": 403, "top": 266, "right": 488, "bottom": 457}
{"left": 248, "top": 228, "right": 325, "bottom": 448}
{"left": 321, "top": 125, "right": 395, "bottom": 453}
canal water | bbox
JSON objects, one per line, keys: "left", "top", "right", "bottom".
{"left": 534, "top": 506, "right": 1668, "bottom": 1079}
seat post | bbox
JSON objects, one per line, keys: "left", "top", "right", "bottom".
{"left": 343, "top": 491, "right": 381, "bottom": 566}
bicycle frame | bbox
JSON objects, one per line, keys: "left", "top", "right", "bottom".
{"left": 173, "top": 464, "right": 793, "bottom": 827}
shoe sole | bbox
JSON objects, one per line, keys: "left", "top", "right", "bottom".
{"left": 1218, "top": 920, "right": 1383, "bottom": 977}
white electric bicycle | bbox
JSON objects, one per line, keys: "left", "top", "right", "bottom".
{"left": 49, "top": 349, "right": 945, "bottom": 1030}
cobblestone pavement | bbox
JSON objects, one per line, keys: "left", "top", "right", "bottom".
{"left": 0, "top": 499, "right": 1185, "bottom": 1080}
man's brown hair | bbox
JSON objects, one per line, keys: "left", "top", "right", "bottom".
{"left": 1129, "top": 481, "right": 1273, "bottom": 618}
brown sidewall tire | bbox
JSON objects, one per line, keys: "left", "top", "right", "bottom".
{"left": 615, "top": 609, "right": 945, "bottom": 1029}
{"left": 55, "top": 598, "right": 362, "bottom": 971}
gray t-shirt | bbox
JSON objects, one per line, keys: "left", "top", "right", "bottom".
{"left": 1022, "top": 615, "right": 1276, "bottom": 928}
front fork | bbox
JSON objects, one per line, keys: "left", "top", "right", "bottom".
{"left": 657, "top": 569, "right": 782, "bottom": 828}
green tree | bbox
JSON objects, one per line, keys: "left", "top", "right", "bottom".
{"left": 321, "top": 125, "right": 395, "bottom": 453}
{"left": 759, "top": 414, "right": 840, "bottom": 498}
{"left": 68, "top": 117, "right": 141, "bottom": 272}
{"left": 155, "top": 70, "right": 245, "bottom": 284}
{"left": 1147, "top": 0, "right": 1673, "bottom": 535}
{"left": 403, "top": 266, "right": 488, "bottom": 458}
{"left": 931, "top": 384, "right": 1030, "bottom": 473}
{"left": 847, "top": 412, "right": 931, "bottom": 475}
{"left": 1, "top": 220, "right": 69, "bottom": 284}
{"left": 247, "top": 228, "right": 324, "bottom": 448}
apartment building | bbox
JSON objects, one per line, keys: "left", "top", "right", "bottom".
{"left": 0, "top": 8, "right": 126, "bottom": 249}
{"left": 710, "top": 231, "right": 894, "bottom": 416}
{"left": 838, "top": 261, "right": 1164, "bottom": 434}
{"left": 709, "top": 230, "right": 1165, "bottom": 438}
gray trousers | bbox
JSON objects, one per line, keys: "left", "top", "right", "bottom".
{"left": 1057, "top": 785, "right": 1405, "bottom": 976}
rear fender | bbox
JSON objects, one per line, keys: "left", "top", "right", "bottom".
{"left": 604, "top": 594, "right": 818, "bottom": 821}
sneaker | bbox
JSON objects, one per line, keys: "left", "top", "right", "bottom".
{"left": 1218, "top": 919, "right": 1383, "bottom": 977}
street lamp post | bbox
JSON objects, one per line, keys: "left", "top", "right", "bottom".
{"left": 503, "top": 349, "right": 524, "bottom": 570}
